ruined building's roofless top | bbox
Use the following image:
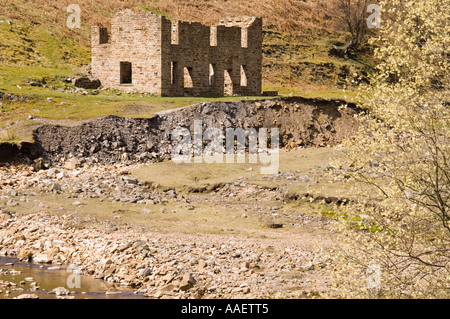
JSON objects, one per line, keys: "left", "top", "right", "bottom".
{"left": 117, "top": 8, "right": 258, "bottom": 28}
{"left": 91, "top": 9, "right": 263, "bottom": 97}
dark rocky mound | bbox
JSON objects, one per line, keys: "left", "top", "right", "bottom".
{"left": 7, "top": 97, "right": 360, "bottom": 165}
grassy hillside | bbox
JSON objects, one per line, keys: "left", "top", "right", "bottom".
{"left": 0, "top": 0, "right": 375, "bottom": 143}
{"left": 0, "top": 0, "right": 376, "bottom": 86}
{"left": 0, "top": 0, "right": 338, "bottom": 38}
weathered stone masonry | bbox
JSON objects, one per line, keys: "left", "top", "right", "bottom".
{"left": 92, "top": 9, "right": 262, "bottom": 97}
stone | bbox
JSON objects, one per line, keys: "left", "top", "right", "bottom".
{"left": 157, "top": 284, "right": 176, "bottom": 296}
{"left": 47, "top": 266, "right": 62, "bottom": 270}
{"left": 57, "top": 295, "right": 75, "bottom": 299}
{"left": 46, "top": 168, "right": 58, "bottom": 178}
{"left": 299, "top": 175, "right": 310, "bottom": 182}
{"left": 14, "top": 294, "right": 39, "bottom": 299}
{"left": 241, "top": 261, "right": 250, "bottom": 270}
{"left": 300, "top": 263, "right": 315, "bottom": 271}
{"left": 6, "top": 199, "right": 19, "bottom": 207}
{"left": 104, "top": 265, "right": 116, "bottom": 278}
{"left": 106, "top": 289, "right": 122, "bottom": 295}
{"left": 30, "top": 282, "right": 39, "bottom": 288}
{"left": 122, "top": 176, "right": 139, "bottom": 185}
{"left": 33, "top": 253, "right": 52, "bottom": 264}
{"left": 65, "top": 158, "right": 80, "bottom": 170}
{"left": 162, "top": 273, "right": 175, "bottom": 284}
{"left": 50, "top": 287, "right": 70, "bottom": 296}
{"left": 90, "top": 145, "right": 99, "bottom": 154}
{"left": 133, "top": 240, "right": 147, "bottom": 249}
{"left": 97, "top": 258, "right": 113, "bottom": 270}
{"left": 51, "top": 182, "right": 62, "bottom": 192}
{"left": 33, "top": 242, "right": 44, "bottom": 250}
{"left": 73, "top": 77, "right": 101, "bottom": 90}
{"left": 6, "top": 189, "right": 17, "bottom": 197}
{"left": 138, "top": 268, "right": 152, "bottom": 277}
{"left": 18, "top": 249, "right": 33, "bottom": 259}
{"left": 179, "top": 273, "right": 197, "bottom": 292}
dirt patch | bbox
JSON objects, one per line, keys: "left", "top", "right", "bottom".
{"left": 9, "top": 97, "right": 360, "bottom": 165}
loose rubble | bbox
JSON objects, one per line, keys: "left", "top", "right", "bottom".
{"left": 0, "top": 210, "right": 333, "bottom": 299}
{"left": 0, "top": 160, "right": 337, "bottom": 299}
{"left": 13, "top": 97, "right": 359, "bottom": 165}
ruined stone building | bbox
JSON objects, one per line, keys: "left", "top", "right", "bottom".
{"left": 91, "top": 9, "right": 262, "bottom": 97}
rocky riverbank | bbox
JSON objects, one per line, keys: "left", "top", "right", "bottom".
{"left": 0, "top": 157, "right": 338, "bottom": 299}
{"left": 0, "top": 96, "right": 353, "bottom": 298}
{"left": 0, "top": 209, "right": 333, "bottom": 299}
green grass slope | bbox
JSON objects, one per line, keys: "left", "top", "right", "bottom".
{"left": 0, "top": 0, "right": 375, "bottom": 143}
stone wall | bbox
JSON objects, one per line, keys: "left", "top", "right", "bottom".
{"left": 92, "top": 10, "right": 163, "bottom": 95}
{"left": 92, "top": 10, "right": 262, "bottom": 96}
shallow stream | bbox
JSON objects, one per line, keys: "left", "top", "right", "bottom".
{"left": 0, "top": 256, "right": 146, "bottom": 299}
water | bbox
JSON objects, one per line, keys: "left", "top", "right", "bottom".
{"left": 0, "top": 256, "right": 147, "bottom": 299}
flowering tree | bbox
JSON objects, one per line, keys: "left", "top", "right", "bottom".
{"left": 330, "top": 0, "right": 449, "bottom": 298}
